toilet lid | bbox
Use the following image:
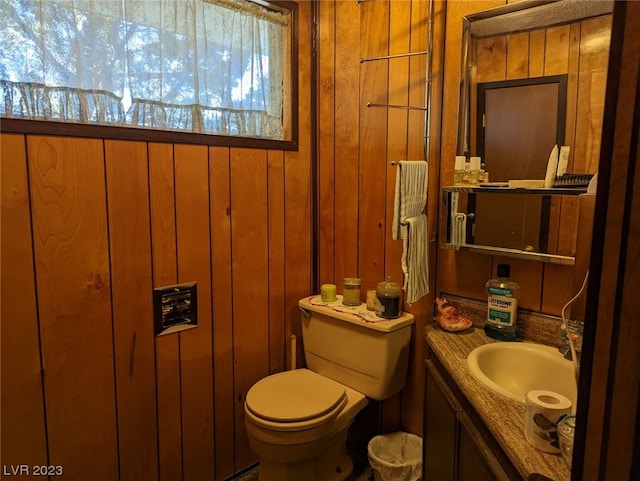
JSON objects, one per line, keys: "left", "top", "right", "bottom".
{"left": 245, "top": 369, "right": 347, "bottom": 423}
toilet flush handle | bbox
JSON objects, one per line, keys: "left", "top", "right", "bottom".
{"left": 299, "top": 306, "right": 312, "bottom": 319}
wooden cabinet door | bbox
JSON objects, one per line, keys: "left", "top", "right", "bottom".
{"left": 458, "top": 414, "right": 498, "bottom": 481}
{"left": 425, "top": 359, "right": 518, "bottom": 481}
{"left": 424, "top": 361, "right": 459, "bottom": 481}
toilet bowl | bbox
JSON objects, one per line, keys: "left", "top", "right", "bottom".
{"left": 244, "top": 369, "right": 368, "bottom": 481}
{"left": 244, "top": 295, "right": 415, "bottom": 481}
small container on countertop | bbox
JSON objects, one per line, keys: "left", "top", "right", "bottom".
{"left": 376, "top": 277, "right": 401, "bottom": 319}
{"left": 342, "top": 278, "right": 362, "bottom": 306}
{"left": 320, "top": 283, "right": 337, "bottom": 302}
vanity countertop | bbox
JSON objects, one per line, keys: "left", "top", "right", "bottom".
{"left": 425, "top": 323, "right": 571, "bottom": 481}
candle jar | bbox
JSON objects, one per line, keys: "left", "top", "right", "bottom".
{"left": 376, "top": 277, "right": 401, "bottom": 318}
{"left": 342, "top": 278, "right": 362, "bottom": 306}
{"left": 320, "top": 283, "right": 337, "bottom": 302}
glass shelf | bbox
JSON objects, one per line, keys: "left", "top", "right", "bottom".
{"left": 442, "top": 185, "right": 588, "bottom": 195}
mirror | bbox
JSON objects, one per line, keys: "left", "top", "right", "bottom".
{"left": 477, "top": 75, "right": 567, "bottom": 181}
{"left": 457, "top": 0, "right": 612, "bottom": 174}
{"left": 448, "top": 0, "right": 612, "bottom": 262}
{"left": 442, "top": 186, "right": 590, "bottom": 265}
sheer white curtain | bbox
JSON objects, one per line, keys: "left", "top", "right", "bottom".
{"left": 0, "top": 0, "right": 287, "bottom": 139}
{"left": 1, "top": 0, "right": 127, "bottom": 123}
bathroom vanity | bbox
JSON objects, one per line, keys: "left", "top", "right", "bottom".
{"left": 423, "top": 324, "right": 571, "bottom": 481}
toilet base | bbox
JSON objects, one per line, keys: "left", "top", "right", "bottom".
{"left": 245, "top": 374, "right": 369, "bottom": 481}
{"left": 256, "top": 436, "right": 353, "bottom": 481}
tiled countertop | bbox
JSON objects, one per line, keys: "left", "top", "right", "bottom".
{"left": 425, "top": 323, "right": 571, "bottom": 481}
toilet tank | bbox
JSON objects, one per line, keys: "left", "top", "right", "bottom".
{"left": 298, "top": 295, "right": 415, "bottom": 401}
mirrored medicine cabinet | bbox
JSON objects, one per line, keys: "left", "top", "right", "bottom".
{"left": 444, "top": 0, "right": 612, "bottom": 264}
{"left": 442, "top": 186, "right": 594, "bottom": 265}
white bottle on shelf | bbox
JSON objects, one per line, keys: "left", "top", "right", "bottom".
{"left": 454, "top": 156, "right": 466, "bottom": 185}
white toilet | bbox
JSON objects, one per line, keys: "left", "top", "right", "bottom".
{"left": 244, "top": 295, "right": 415, "bottom": 481}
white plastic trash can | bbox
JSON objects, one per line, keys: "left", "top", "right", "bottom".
{"left": 367, "top": 431, "right": 423, "bottom": 481}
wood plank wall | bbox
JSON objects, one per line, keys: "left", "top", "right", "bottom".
{"left": 317, "top": 0, "right": 609, "bottom": 442}
{"left": 0, "top": 1, "right": 615, "bottom": 479}
{"left": 437, "top": 1, "right": 611, "bottom": 317}
{"left": 317, "top": 0, "right": 446, "bottom": 437}
{"left": 0, "top": 4, "right": 312, "bottom": 480}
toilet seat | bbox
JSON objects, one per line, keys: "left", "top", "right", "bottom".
{"left": 245, "top": 369, "right": 348, "bottom": 431}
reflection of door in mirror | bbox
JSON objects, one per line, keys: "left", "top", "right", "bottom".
{"left": 472, "top": 194, "right": 546, "bottom": 252}
{"left": 478, "top": 76, "right": 567, "bottom": 181}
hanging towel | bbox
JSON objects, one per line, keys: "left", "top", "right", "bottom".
{"left": 391, "top": 160, "right": 429, "bottom": 304}
{"left": 392, "top": 161, "right": 428, "bottom": 241}
{"left": 402, "top": 214, "right": 430, "bottom": 304}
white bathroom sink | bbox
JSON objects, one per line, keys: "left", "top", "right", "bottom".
{"left": 466, "top": 342, "right": 577, "bottom": 407}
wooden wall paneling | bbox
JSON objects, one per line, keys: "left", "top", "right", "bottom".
{"left": 564, "top": 22, "right": 581, "bottom": 164}
{"left": 230, "top": 148, "right": 270, "bottom": 470}
{"left": 400, "top": 0, "right": 433, "bottom": 438}
{"left": 296, "top": 0, "right": 312, "bottom": 167}
{"left": 568, "top": 194, "right": 596, "bottom": 322}
{"left": 379, "top": 0, "right": 412, "bottom": 434}
{"left": 27, "top": 135, "right": 118, "bottom": 480}
{"left": 174, "top": 144, "right": 215, "bottom": 481}
{"left": 506, "top": 32, "right": 530, "bottom": 79}
{"left": 209, "top": 146, "right": 235, "bottom": 480}
{"left": 358, "top": 0, "right": 389, "bottom": 291}
{"left": 384, "top": 0, "right": 410, "bottom": 291}
{"left": 284, "top": 143, "right": 313, "bottom": 372}
{"left": 528, "top": 29, "right": 545, "bottom": 78}
{"left": 546, "top": 197, "right": 561, "bottom": 255}
{"left": 333, "top": 0, "right": 360, "bottom": 282}
{"left": 148, "top": 142, "right": 183, "bottom": 481}
{"left": 574, "top": 16, "right": 611, "bottom": 175}
{"left": 285, "top": 0, "right": 313, "bottom": 371}
{"left": 267, "top": 150, "right": 287, "bottom": 374}
{"left": 437, "top": 0, "right": 466, "bottom": 256}
{"left": 557, "top": 196, "right": 580, "bottom": 256}
{"left": 426, "top": 0, "right": 446, "bottom": 286}
{"left": 318, "top": 0, "right": 336, "bottom": 286}
{"left": 554, "top": 23, "right": 580, "bottom": 272}
{"left": 437, "top": 251, "right": 489, "bottom": 301}
{"left": 0, "top": 133, "right": 48, "bottom": 469}
{"left": 540, "top": 264, "right": 574, "bottom": 316}
{"left": 407, "top": 0, "right": 429, "bottom": 162}
{"left": 104, "top": 140, "right": 158, "bottom": 480}
{"left": 492, "top": 257, "right": 543, "bottom": 312}
{"left": 476, "top": 36, "right": 507, "bottom": 83}
{"left": 543, "top": 25, "right": 570, "bottom": 76}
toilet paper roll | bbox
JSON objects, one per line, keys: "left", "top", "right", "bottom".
{"left": 524, "top": 390, "right": 572, "bottom": 453}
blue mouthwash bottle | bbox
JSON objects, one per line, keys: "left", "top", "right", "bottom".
{"left": 484, "top": 264, "right": 519, "bottom": 341}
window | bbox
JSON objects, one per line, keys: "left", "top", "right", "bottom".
{"left": 0, "top": 0, "right": 295, "bottom": 145}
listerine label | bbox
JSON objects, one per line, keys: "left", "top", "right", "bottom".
{"left": 487, "top": 286, "right": 517, "bottom": 326}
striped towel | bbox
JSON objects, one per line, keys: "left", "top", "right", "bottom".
{"left": 402, "top": 214, "right": 429, "bottom": 304}
{"left": 392, "top": 161, "right": 428, "bottom": 241}
{"left": 392, "top": 160, "right": 429, "bottom": 304}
